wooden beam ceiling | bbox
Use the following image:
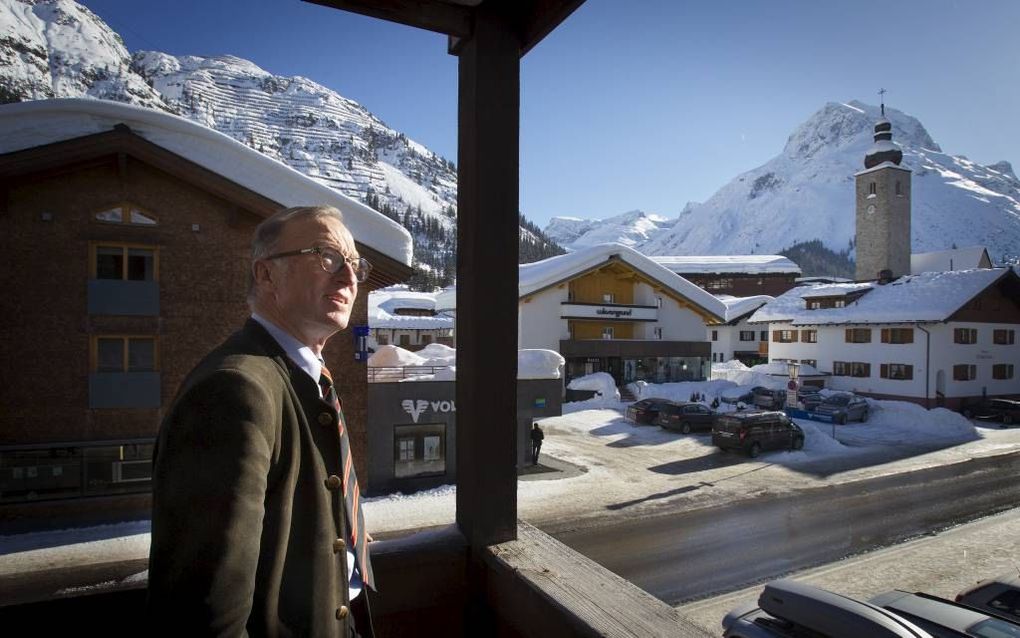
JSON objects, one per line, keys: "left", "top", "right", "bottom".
{"left": 304, "top": 0, "right": 585, "bottom": 56}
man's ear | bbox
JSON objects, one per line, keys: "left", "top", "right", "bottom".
{"left": 252, "top": 259, "right": 274, "bottom": 289}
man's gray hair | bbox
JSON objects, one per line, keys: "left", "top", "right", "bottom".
{"left": 247, "top": 205, "right": 346, "bottom": 303}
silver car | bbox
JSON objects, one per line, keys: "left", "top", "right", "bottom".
{"left": 815, "top": 393, "right": 870, "bottom": 424}
{"left": 722, "top": 579, "right": 933, "bottom": 637}
{"left": 870, "top": 590, "right": 1020, "bottom": 637}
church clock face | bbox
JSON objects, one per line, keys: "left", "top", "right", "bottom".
{"left": 866, "top": 204, "right": 876, "bottom": 217}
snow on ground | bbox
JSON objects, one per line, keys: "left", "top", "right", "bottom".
{"left": 3, "top": 384, "right": 1019, "bottom": 580}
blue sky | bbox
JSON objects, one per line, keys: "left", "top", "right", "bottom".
{"left": 81, "top": 0, "right": 1019, "bottom": 228}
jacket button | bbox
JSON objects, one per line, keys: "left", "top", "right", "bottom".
{"left": 325, "top": 475, "right": 342, "bottom": 491}
{"left": 318, "top": 412, "right": 333, "bottom": 426}
{"left": 336, "top": 605, "right": 350, "bottom": 620}
{"left": 333, "top": 538, "right": 346, "bottom": 553}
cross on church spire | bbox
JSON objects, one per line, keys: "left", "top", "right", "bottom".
{"left": 878, "top": 88, "right": 887, "bottom": 116}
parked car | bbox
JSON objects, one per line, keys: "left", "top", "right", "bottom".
{"left": 815, "top": 393, "right": 870, "bottom": 424}
{"left": 752, "top": 386, "right": 786, "bottom": 410}
{"left": 956, "top": 574, "right": 1020, "bottom": 622}
{"left": 712, "top": 411, "right": 805, "bottom": 458}
{"left": 722, "top": 579, "right": 934, "bottom": 638}
{"left": 721, "top": 385, "right": 761, "bottom": 405}
{"left": 960, "top": 398, "right": 1020, "bottom": 426}
{"left": 625, "top": 398, "right": 677, "bottom": 425}
{"left": 655, "top": 402, "right": 717, "bottom": 433}
{"left": 870, "top": 590, "right": 1020, "bottom": 638}
{"left": 797, "top": 388, "right": 824, "bottom": 411}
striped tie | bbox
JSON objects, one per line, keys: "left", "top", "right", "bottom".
{"left": 319, "top": 365, "right": 375, "bottom": 590}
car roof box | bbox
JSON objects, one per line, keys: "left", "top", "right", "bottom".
{"left": 759, "top": 580, "right": 933, "bottom": 638}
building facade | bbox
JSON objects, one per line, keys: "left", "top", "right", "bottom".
{"left": 518, "top": 244, "right": 726, "bottom": 386}
{"left": 708, "top": 295, "right": 773, "bottom": 365}
{"left": 368, "top": 285, "right": 454, "bottom": 351}
{"left": 751, "top": 269, "right": 1020, "bottom": 407}
{"left": 0, "top": 99, "right": 411, "bottom": 522}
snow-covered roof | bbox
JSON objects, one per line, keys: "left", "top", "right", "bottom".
{"left": 799, "top": 283, "right": 872, "bottom": 299}
{"left": 518, "top": 243, "right": 726, "bottom": 322}
{"left": 650, "top": 254, "right": 801, "bottom": 275}
{"left": 434, "top": 285, "right": 456, "bottom": 313}
{"left": 854, "top": 160, "right": 912, "bottom": 176}
{"left": 911, "top": 246, "right": 992, "bottom": 275}
{"left": 749, "top": 268, "right": 1013, "bottom": 325}
{"left": 0, "top": 98, "right": 412, "bottom": 265}
{"left": 369, "top": 286, "right": 452, "bottom": 330}
{"left": 717, "top": 295, "right": 774, "bottom": 323}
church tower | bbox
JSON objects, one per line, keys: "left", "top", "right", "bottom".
{"left": 854, "top": 97, "right": 912, "bottom": 281}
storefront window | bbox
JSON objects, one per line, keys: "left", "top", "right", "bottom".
{"left": 394, "top": 423, "right": 446, "bottom": 478}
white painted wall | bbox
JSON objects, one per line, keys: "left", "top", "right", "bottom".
{"left": 764, "top": 321, "right": 1020, "bottom": 399}
{"left": 709, "top": 319, "right": 765, "bottom": 362}
{"left": 519, "top": 285, "right": 570, "bottom": 351}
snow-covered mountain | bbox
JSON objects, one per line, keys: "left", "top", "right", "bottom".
{"left": 548, "top": 101, "right": 1020, "bottom": 266}
{"left": 0, "top": 0, "right": 563, "bottom": 288}
{"left": 544, "top": 209, "right": 672, "bottom": 252}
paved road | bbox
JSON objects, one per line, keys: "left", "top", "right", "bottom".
{"left": 551, "top": 450, "right": 1020, "bottom": 605}
{"left": 678, "top": 506, "right": 1020, "bottom": 634}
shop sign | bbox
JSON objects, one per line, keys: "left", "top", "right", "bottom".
{"left": 402, "top": 399, "right": 457, "bottom": 424}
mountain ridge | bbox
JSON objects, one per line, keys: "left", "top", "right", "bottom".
{"left": 547, "top": 101, "right": 1020, "bottom": 271}
{"left": 0, "top": 0, "right": 564, "bottom": 288}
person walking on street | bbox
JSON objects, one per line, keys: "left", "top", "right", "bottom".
{"left": 530, "top": 422, "right": 545, "bottom": 465}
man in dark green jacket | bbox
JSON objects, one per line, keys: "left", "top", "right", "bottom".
{"left": 149, "top": 206, "right": 375, "bottom": 637}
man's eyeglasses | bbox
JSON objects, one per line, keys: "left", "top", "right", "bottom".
{"left": 263, "top": 246, "right": 373, "bottom": 283}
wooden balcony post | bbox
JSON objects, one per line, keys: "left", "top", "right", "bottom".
{"left": 454, "top": 3, "right": 520, "bottom": 547}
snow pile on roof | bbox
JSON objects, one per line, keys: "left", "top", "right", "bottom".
{"left": 369, "top": 345, "right": 562, "bottom": 381}
{"left": 911, "top": 246, "right": 991, "bottom": 275}
{"left": 651, "top": 254, "right": 801, "bottom": 275}
{"left": 518, "top": 350, "right": 565, "bottom": 380}
{"left": 718, "top": 294, "right": 774, "bottom": 322}
{"left": 518, "top": 243, "right": 726, "bottom": 321}
{"left": 0, "top": 99, "right": 412, "bottom": 264}
{"left": 751, "top": 361, "right": 823, "bottom": 377}
{"left": 566, "top": 372, "right": 620, "bottom": 405}
{"left": 367, "top": 345, "right": 427, "bottom": 367}
{"left": 750, "top": 268, "right": 1011, "bottom": 325}
{"left": 368, "top": 286, "right": 453, "bottom": 330}
{"left": 434, "top": 285, "right": 456, "bottom": 313}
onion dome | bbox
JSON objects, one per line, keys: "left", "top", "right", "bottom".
{"left": 864, "top": 108, "right": 902, "bottom": 168}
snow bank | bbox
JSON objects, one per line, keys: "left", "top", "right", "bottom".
{"left": 752, "top": 361, "right": 822, "bottom": 377}
{"left": 518, "top": 349, "right": 565, "bottom": 379}
{"left": 837, "top": 400, "right": 979, "bottom": 446}
{"left": 368, "top": 345, "right": 426, "bottom": 367}
{"left": 566, "top": 372, "right": 620, "bottom": 405}
{"left": 792, "top": 419, "right": 848, "bottom": 454}
{"left": 627, "top": 379, "right": 738, "bottom": 403}
{"left": 417, "top": 343, "right": 456, "bottom": 363}
{"left": 712, "top": 365, "right": 788, "bottom": 389}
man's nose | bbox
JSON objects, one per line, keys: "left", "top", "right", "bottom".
{"left": 334, "top": 259, "right": 358, "bottom": 285}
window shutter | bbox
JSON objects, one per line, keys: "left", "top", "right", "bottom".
{"left": 905, "top": 365, "right": 913, "bottom": 379}
{"left": 773, "top": 330, "right": 780, "bottom": 342}
{"left": 845, "top": 328, "right": 852, "bottom": 342}
{"left": 880, "top": 364, "right": 888, "bottom": 378}
{"left": 881, "top": 328, "right": 889, "bottom": 343}
{"left": 791, "top": 331, "right": 799, "bottom": 342}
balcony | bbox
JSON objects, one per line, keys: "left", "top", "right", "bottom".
{"left": 560, "top": 301, "right": 657, "bottom": 322}
{"left": 87, "top": 280, "right": 159, "bottom": 316}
